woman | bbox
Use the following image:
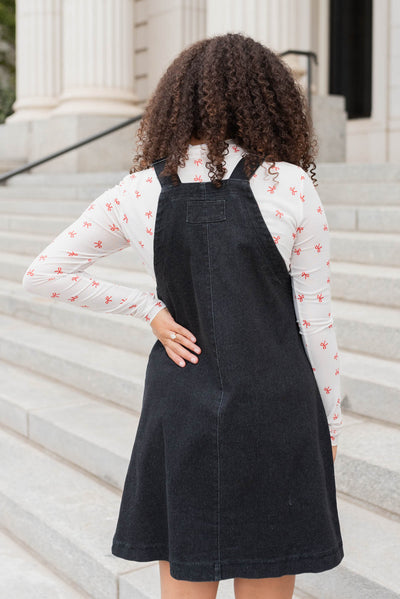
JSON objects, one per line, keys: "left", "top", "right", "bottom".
{"left": 23, "top": 33, "right": 344, "bottom": 599}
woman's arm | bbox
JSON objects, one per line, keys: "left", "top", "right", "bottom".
{"left": 21, "top": 174, "right": 167, "bottom": 324}
{"left": 290, "top": 170, "right": 343, "bottom": 446}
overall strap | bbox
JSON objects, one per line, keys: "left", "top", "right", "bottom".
{"left": 229, "top": 155, "right": 264, "bottom": 181}
{"left": 152, "top": 158, "right": 182, "bottom": 187}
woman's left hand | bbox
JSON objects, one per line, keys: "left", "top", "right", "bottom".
{"left": 150, "top": 307, "right": 202, "bottom": 368}
{"left": 332, "top": 445, "right": 338, "bottom": 462}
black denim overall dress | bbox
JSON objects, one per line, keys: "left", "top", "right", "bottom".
{"left": 111, "top": 155, "right": 344, "bottom": 581}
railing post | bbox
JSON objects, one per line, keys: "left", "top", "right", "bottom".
{"left": 279, "top": 50, "right": 318, "bottom": 111}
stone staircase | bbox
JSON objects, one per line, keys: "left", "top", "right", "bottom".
{"left": 0, "top": 164, "right": 398, "bottom": 599}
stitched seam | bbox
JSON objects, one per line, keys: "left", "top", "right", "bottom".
{"left": 206, "top": 222, "right": 224, "bottom": 573}
{"left": 112, "top": 538, "right": 343, "bottom": 562}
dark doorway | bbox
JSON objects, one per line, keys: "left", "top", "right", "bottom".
{"left": 329, "top": 0, "right": 373, "bottom": 119}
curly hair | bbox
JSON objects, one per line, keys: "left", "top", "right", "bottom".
{"left": 130, "top": 32, "right": 319, "bottom": 188}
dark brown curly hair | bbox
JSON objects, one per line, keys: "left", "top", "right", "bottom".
{"left": 130, "top": 32, "right": 319, "bottom": 188}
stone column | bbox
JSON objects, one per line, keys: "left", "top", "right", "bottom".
{"left": 53, "top": 0, "right": 138, "bottom": 116}
{"left": 206, "top": 0, "right": 312, "bottom": 81}
{"left": 147, "top": 0, "right": 206, "bottom": 94}
{"left": 388, "top": 0, "right": 400, "bottom": 161}
{"left": 7, "top": 0, "right": 61, "bottom": 122}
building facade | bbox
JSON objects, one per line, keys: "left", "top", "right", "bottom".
{"left": 0, "top": 0, "right": 398, "bottom": 173}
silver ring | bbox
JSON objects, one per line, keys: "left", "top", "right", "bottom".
{"left": 170, "top": 331, "right": 177, "bottom": 340}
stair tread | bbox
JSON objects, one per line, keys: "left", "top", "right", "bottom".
{"left": 0, "top": 312, "right": 147, "bottom": 381}
{"left": 0, "top": 529, "right": 87, "bottom": 598}
{"left": 0, "top": 250, "right": 151, "bottom": 285}
{"left": 0, "top": 425, "right": 399, "bottom": 597}
{"left": 336, "top": 413, "right": 400, "bottom": 473}
{"left": 0, "top": 360, "right": 139, "bottom": 462}
{"left": 315, "top": 163, "right": 400, "bottom": 181}
{"left": 4, "top": 171, "right": 126, "bottom": 187}
{"left": 332, "top": 298, "right": 400, "bottom": 326}
{"left": 338, "top": 349, "right": 400, "bottom": 388}
{"left": 1, "top": 356, "right": 399, "bottom": 504}
{"left": 335, "top": 494, "right": 400, "bottom": 594}
{"left": 331, "top": 230, "right": 400, "bottom": 241}
{"left": 0, "top": 426, "right": 140, "bottom": 599}
{"left": 0, "top": 275, "right": 148, "bottom": 327}
{"left": 331, "top": 260, "right": 400, "bottom": 278}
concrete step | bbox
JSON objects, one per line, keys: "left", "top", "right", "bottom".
{"left": 0, "top": 229, "right": 144, "bottom": 271}
{"left": 0, "top": 179, "right": 398, "bottom": 205}
{"left": 0, "top": 529, "right": 88, "bottom": 598}
{"left": 326, "top": 205, "right": 400, "bottom": 234}
{"left": 2, "top": 245, "right": 399, "bottom": 316}
{"left": 4, "top": 163, "right": 400, "bottom": 188}
{"left": 1, "top": 354, "right": 398, "bottom": 516}
{"left": 314, "top": 162, "right": 400, "bottom": 182}
{"left": 3, "top": 171, "right": 127, "bottom": 188}
{"left": 0, "top": 198, "right": 90, "bottom": 216}
{"left": 330, "top": 231, "right": 400, "bottom": 267}
{"left": 1, "top": 277, "right": 399, "bottom": 426}
{"left": 0, "top": 360, "right": 140, "bottom": 490}
{"left": 0, "top": 250, "right": 147, "bottom": 286}
{"left": 1, "top": 426, "right": 398, "bottom": 599}
{"left": 2, "top": 227, "right": 399, "bottom": 273}
{"left": 2, "top": 204, "right": 400, "bottom": 236}
{"left": 0, "top": 213, "right": 79, "bottom": 235}
{"left": 340, "top": 349, "right": 400, "bottom": 426}
{"left": 0, "top": 426, "right": 156, "bottom": 599}
{"left": 0, "top": 184, "right": 116, "bottom": 201}
{"left": 295, "top": 493, "right": 400, "bottom": 599}
{"left": 0, "top": 277, "right": 155, "bottom": 355}
{"left": 1, "top": 245, "right": 399, "bottom": 317}
{"left": 0, "top": 312, "right": 147, "bottom": 412}
{"left": 331, "top": 261, "right": 400, "bottom": 309}
{"left": 317, "top": 182, "right": 400, "bottom": 206}
{"left": 0, "top": 363, "right": 314, "bottom": 599}
{"left": 334, "top": 299, "right": 400, "bottom": 361}
{"left": 334, "top": 413, "right": 400, "bottom": 516}
{"left": 0, "top": 346, "right": 400, "bottom": 516}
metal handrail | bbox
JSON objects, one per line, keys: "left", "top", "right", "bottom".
{"left": 0, "top": 114, "right": 143, "bottom": 184}
{"left": 0, "top": 49, "right": 318, "bottom": 185}
{"left": 279, "top": 50, "right": 318, "bottom": 108}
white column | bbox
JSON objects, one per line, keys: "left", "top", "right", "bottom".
{"left": 53, "top": 0, "right": 138, "bottom": 116}
{"left": 147, "top": 0, "right": 206, "bottom": 94}
{"left": 7, "top": 0, "right": 61, "bottom": 122}
{"left": 206, "top": 0, "right": 312, "bottom": 81}
{"left": 389, "top": 0, "right": 400, "bottom": 160}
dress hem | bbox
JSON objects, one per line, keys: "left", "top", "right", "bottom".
{"left": 111, "top": 539, "right": 344, "bottom": 582}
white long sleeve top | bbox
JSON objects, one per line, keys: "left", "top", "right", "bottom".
{"left": 22, "top": 139, "right": 343, "bottom": 445}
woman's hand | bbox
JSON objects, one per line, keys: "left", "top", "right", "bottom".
{"left": 150, "top": 307, "right": 202, "bottom": 367}
{"left": 332, "top": 445, "right": 338, "bottom": 462}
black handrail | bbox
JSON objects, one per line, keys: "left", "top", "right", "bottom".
{"left": 0, "top": 49, "right": 317, "bottom": 184}
{"left": 0, "top": 114, "right": 143, "bottom": 184}
{"left": 279, "top": 50, "right": 318, "bottom": 108}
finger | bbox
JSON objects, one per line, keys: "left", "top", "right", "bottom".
{"left": 165, "top": 339, "right": 199, "bottom": 364}
{"left": 174, "top": 323, "right": 197, "bottom": 343}
{"left": 164, "top": 345, "right": 186, "bottom": 368}
{"left": 167, "top": 331, "right": 201, "bottom": 354}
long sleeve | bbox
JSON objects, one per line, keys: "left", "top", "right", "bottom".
{"left": 289, "top": 171, "right": 343, "bottom": 446}
{"left": 21, "top": 174, "right": 167, "bottom": 324}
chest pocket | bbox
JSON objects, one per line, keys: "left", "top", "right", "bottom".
{"left": 186, "top": 199, "right": 226, "bottom": 224}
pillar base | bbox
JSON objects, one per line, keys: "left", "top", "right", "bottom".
{"left": 0, "top": 113, "right": 144, "bottom": 174}
{"left": 311, "top": 94, "right": 347, "bottom": 162}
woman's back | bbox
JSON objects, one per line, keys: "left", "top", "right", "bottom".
{"left": 21, "top": 138, "right": 342, "bottom": 445}
{"left": 21, "top": 30, "right": 345, "bottom": 589}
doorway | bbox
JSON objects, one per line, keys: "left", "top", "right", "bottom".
{"left": 329, "top": 0, "right": 373, "bottom": 119}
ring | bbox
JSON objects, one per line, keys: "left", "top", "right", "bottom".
{"left": 170, "top": 332, "right": 177, "bottom": 340}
